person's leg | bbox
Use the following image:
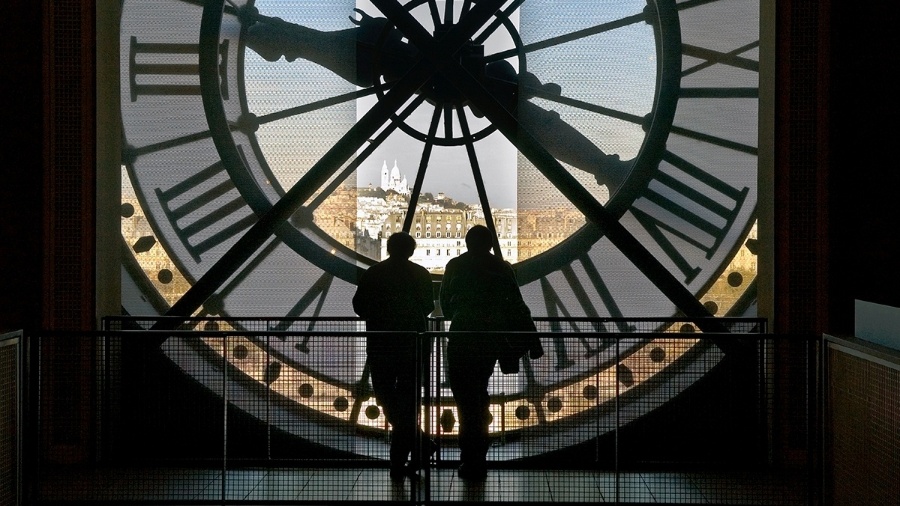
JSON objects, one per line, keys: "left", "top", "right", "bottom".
{"left": 368, "top": 356, "right": 396, "bottom": 424}
{"left": 448, "top": 341, "right": 495, "bottom": 478}
{"left": 368, "top": 356, "right": 410, "bottom": 474}
{"left": 389, "top": 354, "right": 419, "bottom": 470}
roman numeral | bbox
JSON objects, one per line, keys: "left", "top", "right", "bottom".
{"left": 540, "top": 278, "right": 601, "bottom": 371}
{"left": 681, "top": 42, "right": 760, "bottom": 76}
{"left": 270, "top": 272, "right": 336, "bottom": 354}
{"left": 679, "top": 87, "right": 758, "bottom": 99}
{"left": 667, "top": 124, "right": 757, "bottom": 156}
{"left": 128, "top": 37, "right": 229, "bottom": 101}
{"left": 154, "top": 161, "right": 256, "bottom": 262}
{"left": 631, "top": 151, "right": 749, "bottom": 284}
{"left": 679, "top": 41, "right": 759, "bottom": 102}
{"left": 538, "top": 254, "right": 633, "bottom": 370}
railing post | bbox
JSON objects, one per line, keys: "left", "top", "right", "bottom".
{"left": 809, "top": 335, "right": 822, "bottom": 506}
{"left": 614, "top": 336, "right": 620, "bottom": 504}
{"left": 221, "top": 333, "right": 228, "bottom": 505}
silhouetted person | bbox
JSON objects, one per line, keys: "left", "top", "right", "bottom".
{"left": 353, "top": 232, "right": 435, "bottom": 480}
{"left": 440, "top": 225, "right": 529, "bottom": 481}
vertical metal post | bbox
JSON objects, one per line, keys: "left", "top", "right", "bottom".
{"left": 614, "top": 337, "right": 620, "bottom": 504}
{"left": 810, "top": 335, "right": 823, "bottom": 506}
{"left": 411, "top": 331, "right": 421, "bottom": 504}
{"left": 25, "top": 334, "right": 40, "bottom": 504}
{"left": 424, "top": 330, "right": 434, "bottom": 505}
{"left": 17, "top": 334, "right": 23, "bottom": 506}
{"left": 266, "top": 331, "right": 272, "bottom": 463}
{"left": 7, "top": 332, "right": 24, "bottom": 506}
{"left": 221, "top": 333, "right": 228, "bottom": 505}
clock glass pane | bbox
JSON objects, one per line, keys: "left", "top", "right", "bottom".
{"left": 121, "top": 0, "right": 759, "bottom": 318}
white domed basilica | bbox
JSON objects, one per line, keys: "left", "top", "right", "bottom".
{"left": 380, "top": 160, "right": 410, "bottom": 195}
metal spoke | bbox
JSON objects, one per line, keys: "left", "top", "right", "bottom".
{"left": 443, "top": 0, "right": 454, "bottom": 25}
{"left": 204, "top": 236, "right": 283, "bottom": 314}
{"left": 669, "top": 124, "right": 758, "bottom": 156}
{"left": 485, "top": 10, "right": 647, "bottom": 63}
{"left": 256, "top": 86, "right": 383, "bottom": 125}
{"left": 427, "top": 0, "right": 442, "bottom": 27}
{"left": 126, "top": 130, "right": 214, "bottom": 159}
{"left": 443, "top": 104, "right": 454, "bottom": 138}
{"left": 523, "top": 83, "right": 646, "bottom": 127}
{"left": 472, "top": 0, "right": 524, "bottom": 45}
{"left": 373, "top": 0, "right": 508, "bottom": 56}
{"left": 456, "top": 105, "right": 502, "bottom": 258}
{"left": 461, "top": 0, "right": 473, "bottom": 17}
{"left": 306, "top": 94, "right": 429, "bottom": 213}
{"left": 403, "top": 106, "right": 443, "bottom": 232}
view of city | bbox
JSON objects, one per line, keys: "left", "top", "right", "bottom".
{"left": 312, "top": 160, "right": 586, "bottom": 272}
{"left": 122, "top": 158, "right": 756, "bottom": 315}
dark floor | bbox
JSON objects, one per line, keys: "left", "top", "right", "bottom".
{"left": 33, "top": 466, "right": 809, "bottom": 504}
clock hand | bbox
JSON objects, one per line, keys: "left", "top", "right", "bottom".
{"left": 519, "top": 101, "right": 632, "bottom": 194}
{"left": 244, "top": 9, "right": 417, "bottom": 87}
{"left": 478, "top": 61, "right": 633, "bottom": 194}
{"left": 244, "top": 0, "right": 509, "bottom": 91}
{"left": 476, "top": 7, "right": 663, "bottom": 192}
{"left": 380, "top": 1, "right": 723, "bottom": 330}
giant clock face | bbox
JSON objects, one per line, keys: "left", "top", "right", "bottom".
{"left": 119, "top": 0, "right": 760, "bottom": 458}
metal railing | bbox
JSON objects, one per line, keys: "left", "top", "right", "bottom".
{"left": 18, "top": 317, "right": 822, "bottom": 505}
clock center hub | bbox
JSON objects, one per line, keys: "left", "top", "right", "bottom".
{"left": 425, "top": 26, "right": 487, "bottom": 107}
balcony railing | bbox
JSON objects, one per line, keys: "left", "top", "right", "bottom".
{"left": 15, "top": 317, "right": 821, "bottom": 505}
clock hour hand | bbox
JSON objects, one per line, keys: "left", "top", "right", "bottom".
{"left": 518, "top": 100, "right": 631, "bottom": 194}
{"left": 244, "top": 9, "right": 418, "bottom": 87}
{"left": 480, "top": 61, "right": 632, "bottom": 194}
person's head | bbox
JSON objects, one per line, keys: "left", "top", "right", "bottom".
{"left": 465, "top": 225, "right": 493, "bottom": 253}
{"left": 386, "top": 231, "right": 416, "bottom": 258}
